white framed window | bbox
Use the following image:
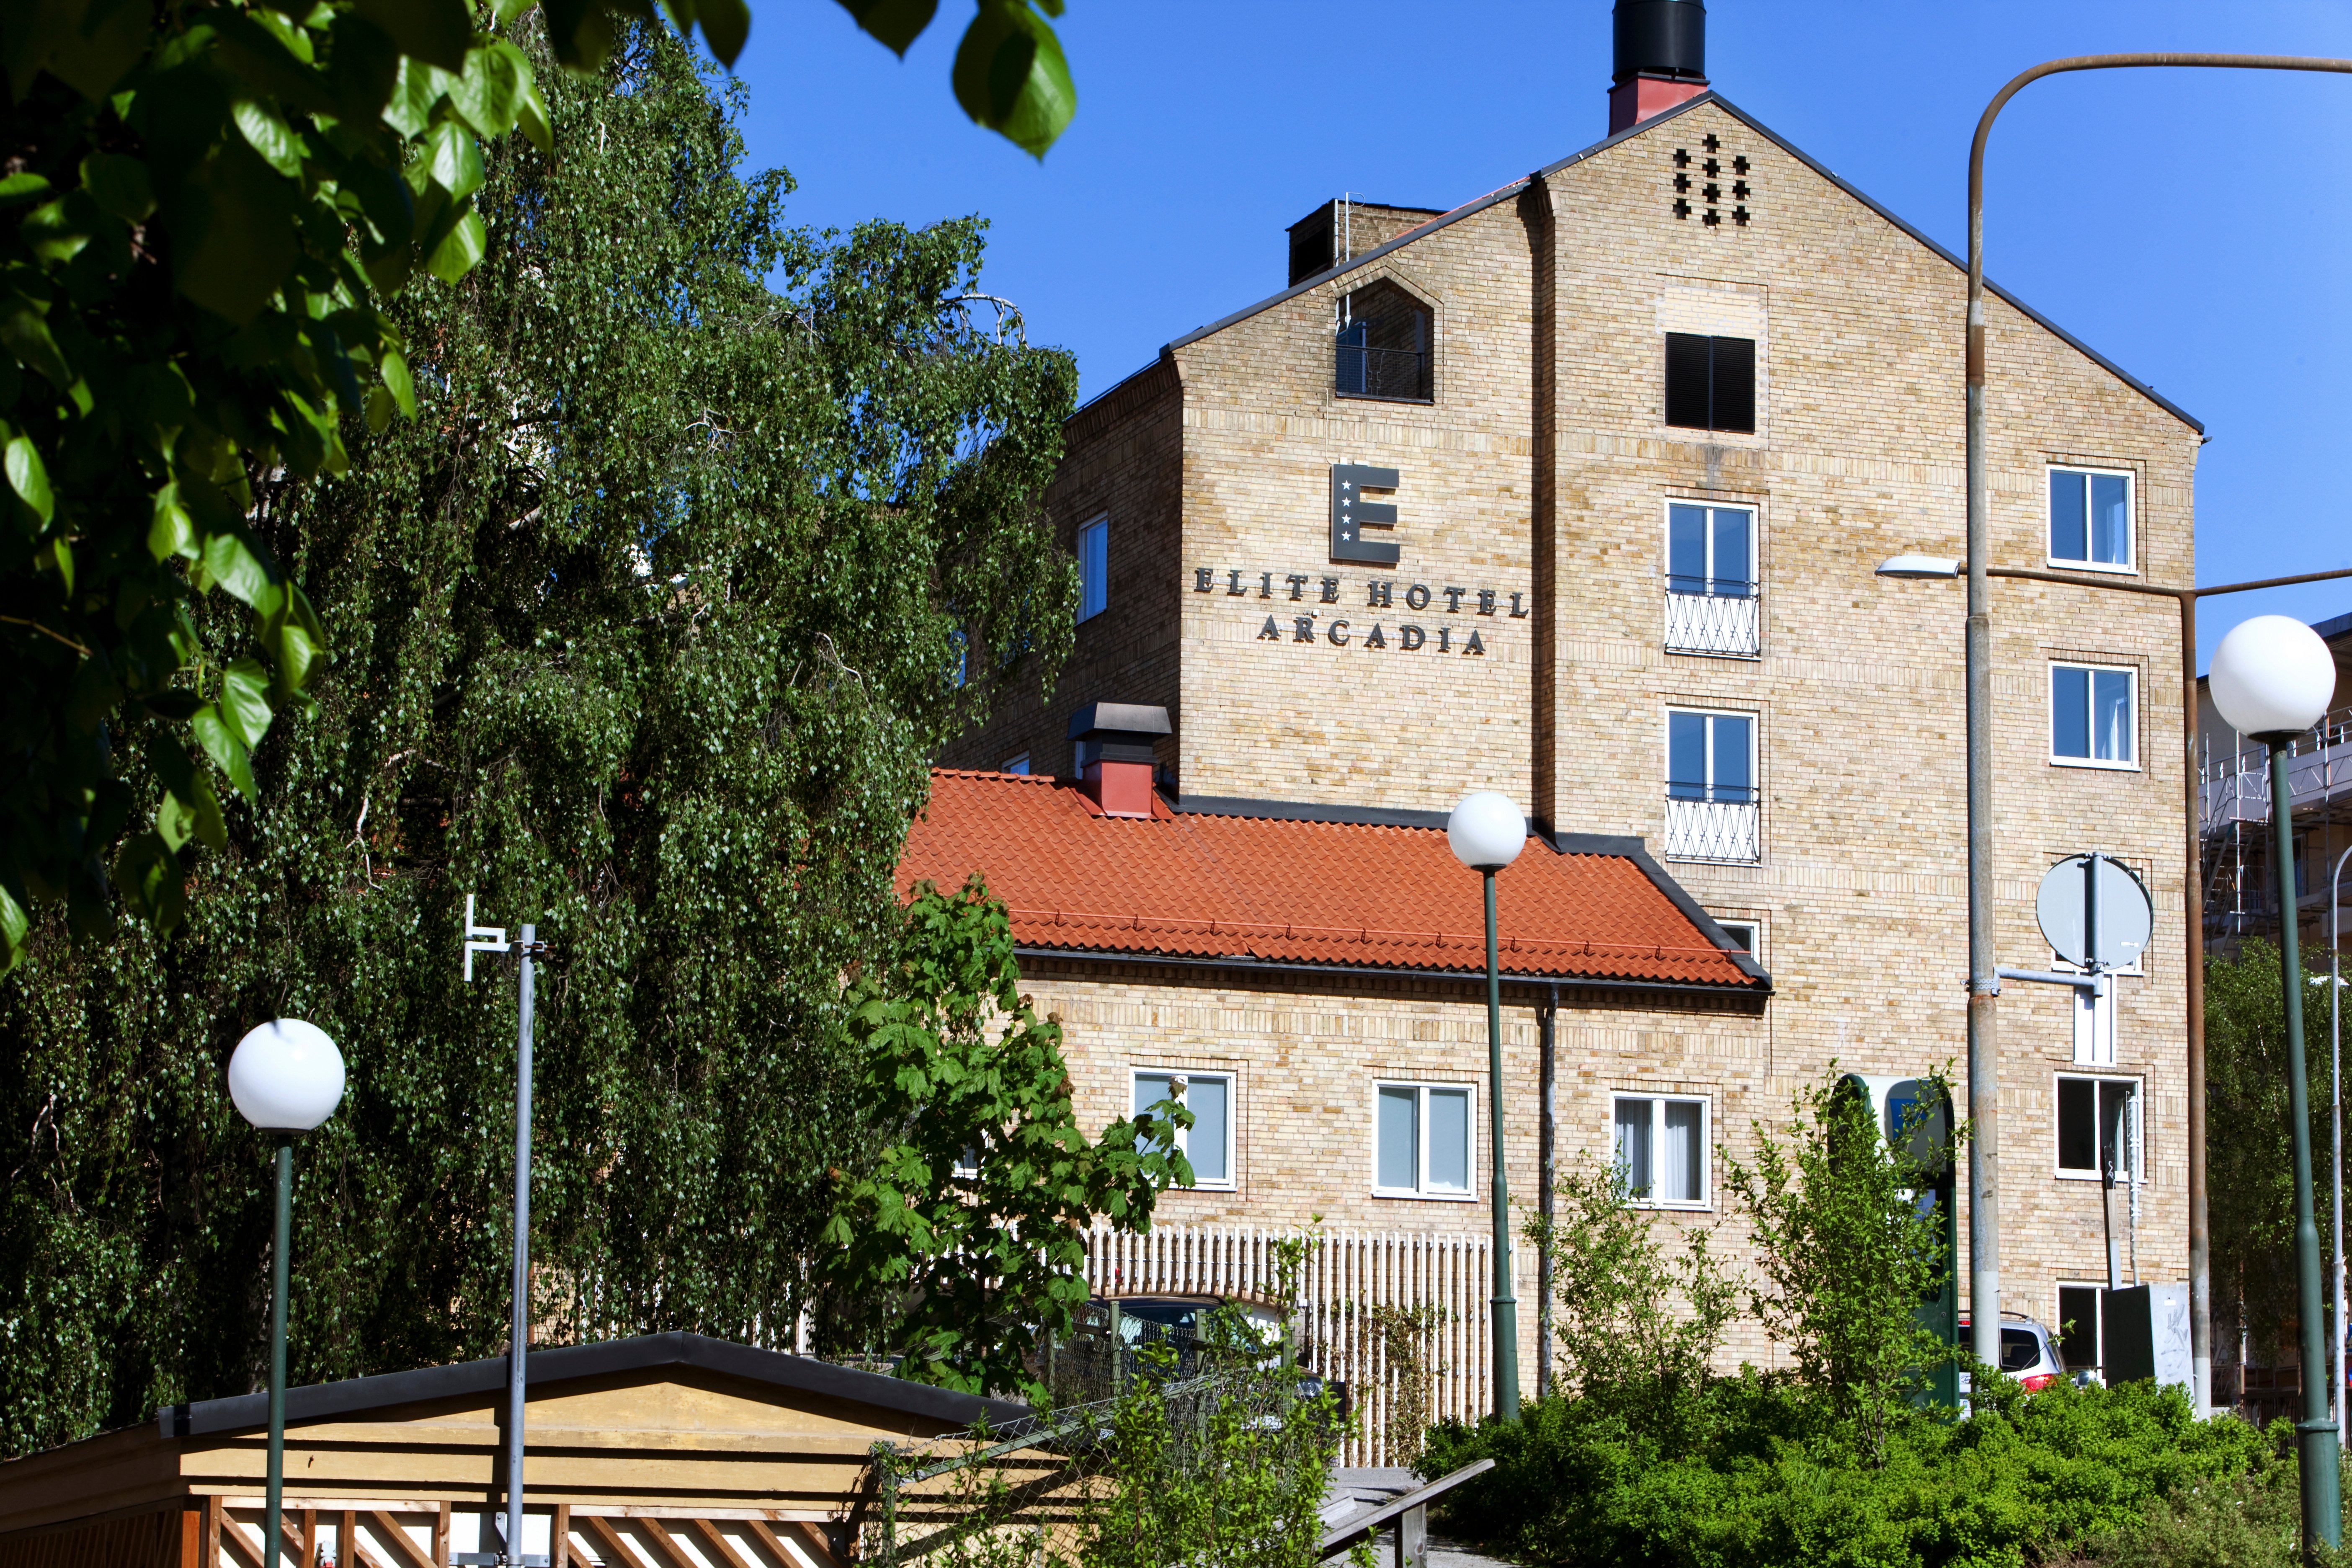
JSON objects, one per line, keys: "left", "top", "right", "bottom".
{"left": 1666, "top": 501, "right": 1756, "bottom": 599}
{"left": 1134, "top": 1069, "right": 1233, "bottom": 1188}
{"left": 2055, "top": 1073, "right": 2141, "bottom": 1183}
{"left": 1712, "top": 918, "right": 1759, "bottom": 960}
{"left": 1612, "top": 1093, "right": 1711, "bottom": 1207}
{"left": 2050, "top": 663, "right": 2138, "bottom": 769}
{"left": 1077, "top": 514, "right": 1109, "bottom": 623}
{"left": 1001, "top": 752, "right": 1030, "bottom": 776}
{"left": 1663, "top": 501, "right": 1760, "bottom": 657}
{"left": 1372, "top": 1081, "right": 1474, "bottom": 1199}
{"left": 1664, "top": 707, "right": 1760, "bottom": 863}
{"left": 2047, "top": 467, "right": 2134, "bottom": 572}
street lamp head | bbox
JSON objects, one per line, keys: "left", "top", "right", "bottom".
{"left": 229, "top": 1019, "right": 346, "bottom": 1133}
{"left": 1448, "top": 791, "right": 1526, "bottom": 872}
{"left": 1876, "top": 554, "right": 1963, "bottom": 580}
{"left": 2208, "top": 614, "right": 2336, "bottom": 742}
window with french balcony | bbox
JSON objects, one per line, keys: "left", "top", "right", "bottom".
{"left": 1664, "top": 501, "right": 1758, "bottom": 657}
{"left": 1334, "top": 280, "right": 1432, "bottom": 402}
{"left": 1665, "top": 708, "right": 1760, "bottom": 863}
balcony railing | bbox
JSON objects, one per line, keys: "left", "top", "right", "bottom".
{"left": 1336, "top": 345, "right": 1431, "bottom": 402}
{"left": 1664, "top": 796, "right": 1761, "bottom": 864}
{"left": 1663, "top": 579, "right": 1760, "bottom": 658}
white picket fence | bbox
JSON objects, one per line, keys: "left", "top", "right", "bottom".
{"left": 1083, "top": 1225, "right": 1538, "bottom": 1466}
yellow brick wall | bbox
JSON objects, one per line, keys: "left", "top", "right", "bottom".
{"left": 957, "top": 98, "right": 2197, "bottom": 1351}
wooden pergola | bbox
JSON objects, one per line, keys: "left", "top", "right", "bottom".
{"left": 0, "top": 1332, "right": 1028, "bottom": 1568}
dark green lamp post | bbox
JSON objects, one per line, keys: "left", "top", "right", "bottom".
{"left": 2209, "top": 612, "right": 2341, "bottom": 1554}
{"left": 1449, "top": 789, "right": 1527, "bottom": 1424}
{"left": 228, "top": 1019, "right": 347, "bottom": 1567}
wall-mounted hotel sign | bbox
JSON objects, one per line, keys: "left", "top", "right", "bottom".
{"left": 1190, "top": 567, "right": 1528, "bottom": 656}
{"left": 1331, "top": 464, "right": 1400, "bottom": 565}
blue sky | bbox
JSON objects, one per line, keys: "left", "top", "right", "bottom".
{"left": 726, "top": 2, "right": 2352, "bottom": 664}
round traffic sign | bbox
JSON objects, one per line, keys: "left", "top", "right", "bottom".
{"left": 2035, "top": 854, "right": 2153, "bottom": 971}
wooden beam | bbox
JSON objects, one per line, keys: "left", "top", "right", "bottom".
{"left": 302, "top": 1508, "right": 318, "bottom": 1568}
{"left": 340, "top": 1513, "right": 359, "bottom": 1568}
{"left": 748, "top": 1519, "right": 838, "bottom": 1568}
{"left": 684, "top": 1517, "right": 758, "bottom": 1568}
{"left": 278, "top": 1512, "right": 309, "bottom": 1568}
{"left": 364, "top": 1512, "right": 438, "bottom": 1568}
{"left": 206, "top": 1497, "right": 224, "bottom": 1568}
{"left": 181, "top": 1504, "right": 203, "bottom": 1568}
{"left": 580, "top": 1513, "right": 647, "bottom": 1568}
{"left": 622, "top": 1519, "right": 700, "bottom": 1568}
{"left": 219, "top": 1513, "right": 266, "bottom": 1568}
{"left": 553, "top": 1504, "right": 571, "bottom": 1568}
{"left": 434, "top": 1505, "right": 450, "bottom": 1568}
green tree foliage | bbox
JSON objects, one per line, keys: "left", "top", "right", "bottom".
{"left": 0, "top": 0, "right": 1075, "bottom": 973}
{"left": 0, "top": 21, "right": 1098, "bottom": 1459}
{"left": 825, "top": 878, "right": 1189, "bottom": 1396}
{"left": 1724, "top": 1072, "right": 1954, "bottom": 1462}
{"left": 1420, "top": 1377, "right": 2291, "bottom": 1568}
{"left": 2207, "top": 939, "right": 2341, "bottom": 1364}
{"left": 1530, "top": 1150, "right": 1733, "bottom": 1448}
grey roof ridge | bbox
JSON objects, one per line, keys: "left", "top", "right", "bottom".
{"left": 1142, "top": 91, "right": 2198, "bottom": 434}
{"left": 156, "top": 1329, "right": 1028, "bottom": 1440}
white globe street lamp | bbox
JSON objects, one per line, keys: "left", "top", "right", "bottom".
{"left": 1448, "top": 790, "right": 1525, "bottom": 1423}
{"left": 229, "top": 1019, "right": 346, "bottom": 1568}
{"left": 2208, "top": 612, "right": 2338, "bottom": 1528}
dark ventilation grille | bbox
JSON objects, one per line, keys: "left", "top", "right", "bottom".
{"left": 1671, "top": 139, "right": 1751, "bottom": 226}
{"left": 1664, "top": 333, "right": 1755, "bottom": 433}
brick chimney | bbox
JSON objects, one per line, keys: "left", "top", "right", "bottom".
{"left": 1609, "top": 0, "right": 1707, "bottom": 135}
{"left": 1067, "top": 702, "right": 1170, "bottom": 819}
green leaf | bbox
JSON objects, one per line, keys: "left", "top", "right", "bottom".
{"left": 21, "top": 196, "right": 95, "bottom": 266}
{"left": 219, "top": 658, "right": 274, "bottom": 749}
{"left": 211, "top": 10, "right": 340, "bottom": 116}
{"left": 952, "top": 0, "right": 1075, "bottom": 158}
{"left": 80, "top": 152, "right": 153, "bottom": 222}
{"left": 0, "top": 878, "right": 26, "bottom": 971}
{"left": 232, "top": 95, "right": 307, "bottom": 179}
{"left": 836, "top": 0, "right": 937, "bottom": 56}
{"left": 365, "top": 383, "right": 395, "bottom": 432}
{"left": 198, "top": 528, "right": 282, "bottom": 614}
{"left": 7, "top": 436, "right": 54, "bottom": 525}
{"left": 147, "top": 487, "right": 196, "bottom": 561}
{"left": 381, "top": 52, "right": 441, "bottom": 139}
{"left": 425, "top": 119, "right": 485, "bottom": 203}
{"left": 448, "top": 41, "right": 521, "bottom": 138}
{"left": 24, "top": 0, "right": 150, "bottom": 103}
{"left": 329, "top": 11, "right": 402, "bottom": 125}
{"left": 189, "top": 707, "right": 258, "bottom": 799}
{"left": 424, "top": 206, "right": 486, "bottom": 284}
{"left": 167, "top": 142, "right": 302, "bottom": 324}
{"left": 0, "top": 302, "right": 72, "bottom": 387}
{"left": 511, "top": 57, "right": 552, "bottom": 154}
{"left": 492, "top": 0, "right": 534, "bottom": 26}
{"left": 380, "top": 347, "right": 416, "bottom": 417}
{"left": 354, "top": 0, "right": 472, "bottom": 72}
{"left": 41, "top": 534, "right": 73, "bottom": 593}
{"left": 0, "top": 173, "right": 54, "bottom": 207}
{"left": 694, "top": 0, "right": 749, "bottom": 68}
{"left": 112, "top": 831, "right": 186, "bottom": 933}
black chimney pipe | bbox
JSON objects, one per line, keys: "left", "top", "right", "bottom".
{"left": 1612, "top": 0, "right": 1706, "bottom": 84}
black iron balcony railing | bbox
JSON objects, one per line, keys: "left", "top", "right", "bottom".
{"left": 1336, "top": 345, "right": 1431, "bottom": 402}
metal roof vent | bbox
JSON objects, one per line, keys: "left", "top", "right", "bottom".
{"left": 1609, "top": 0, "right": 1709, "bottom": 134}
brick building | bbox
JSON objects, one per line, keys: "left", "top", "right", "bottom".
{"left": 916, "top": 1, "right": 2199, "bottom": 1401}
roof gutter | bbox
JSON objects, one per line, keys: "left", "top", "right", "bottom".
{"left": 1011, "top": 945, "right": 1770, "bottom": 1001}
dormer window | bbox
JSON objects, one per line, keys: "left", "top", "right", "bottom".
{"left": 1335, "top": 280, "right": 1432, "bottom": 402}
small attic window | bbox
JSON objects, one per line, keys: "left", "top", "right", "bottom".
{"left": 1336, "top": 280, "right": 1432, "bottom": 402}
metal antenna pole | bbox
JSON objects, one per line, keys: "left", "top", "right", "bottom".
{"left": 505, "top": 924, "right": 536, "bottom": 1567}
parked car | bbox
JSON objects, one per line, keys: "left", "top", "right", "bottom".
{"left": 1957, "top": 1313, "right": 2072, "bottom": 1407}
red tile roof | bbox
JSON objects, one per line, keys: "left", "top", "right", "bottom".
{"left": 899, "top": 771, "right": 1761, "bottom": 989}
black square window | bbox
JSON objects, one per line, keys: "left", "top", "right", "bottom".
{"left": 1663, "top": 332, "right": 1755, "bottom": 433}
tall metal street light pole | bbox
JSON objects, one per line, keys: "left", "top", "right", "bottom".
{"left": 2333, "top": 843, "right": 2352, "bottom": 1447}
{"left": 226, "top": 1020, "right": 347, "bottom": 1568}
{"left": 1449, "top": 790, "right": 1527, "bottom": 1424}
{"left": 1950, "top": 47, "right": 2352, "bottom": 1398}
{"left": 2210, "top": 614, "right": 2342, "bottom": 1553}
